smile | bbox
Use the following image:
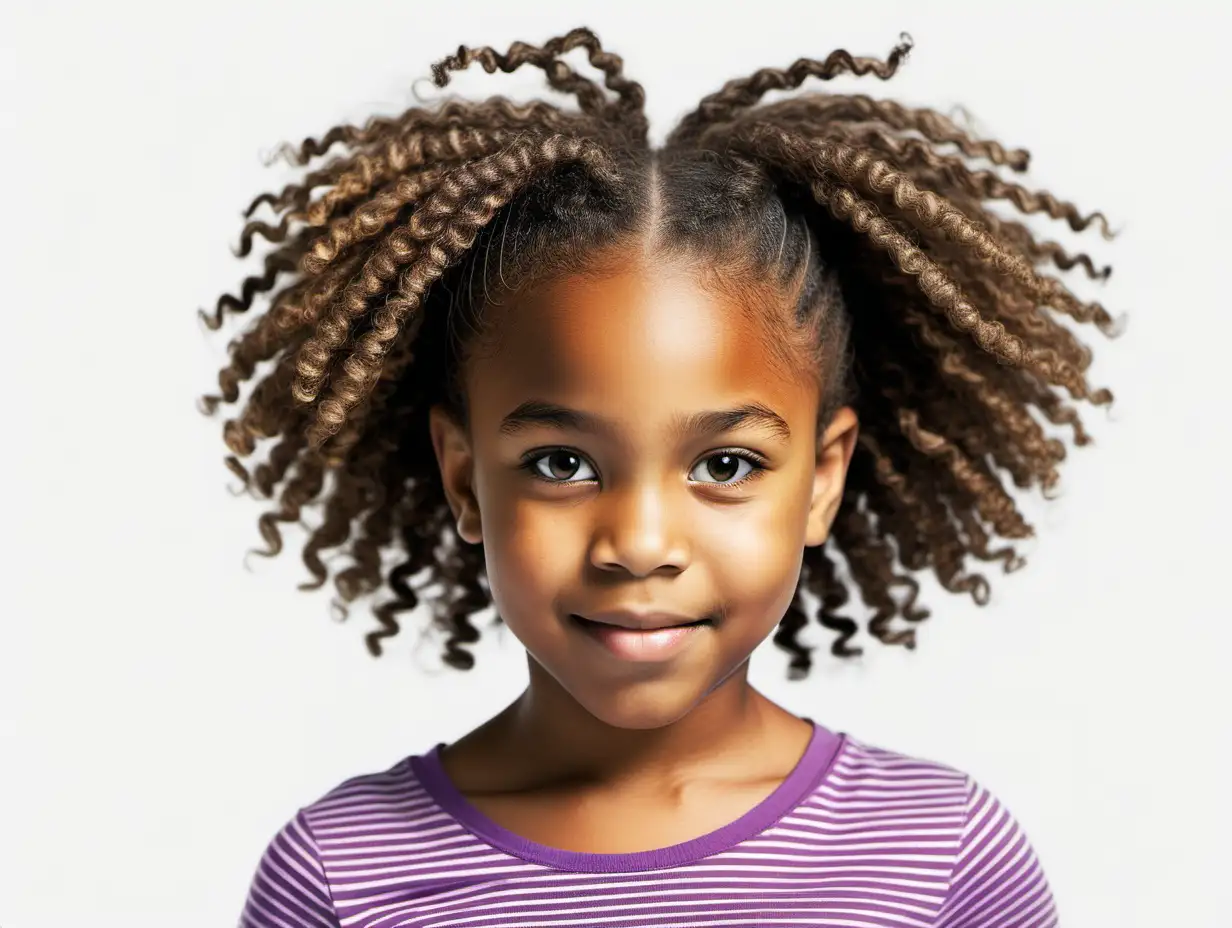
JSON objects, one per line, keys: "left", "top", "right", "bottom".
{"left": 569, "top": 614, "right": 713, "bottom": 662}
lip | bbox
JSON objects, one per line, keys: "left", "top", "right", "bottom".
{"left": 569, "top": 612, "right": 713, "bottom": 662}
{"left": 576, "top": 609, "right": 708, "bottom": 631}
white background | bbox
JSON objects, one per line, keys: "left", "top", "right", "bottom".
{"left": 3, "top": 1, "right": 1230, "bottom": 925}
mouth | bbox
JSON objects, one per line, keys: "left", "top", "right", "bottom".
{"left": 570, "top": 615, "right": 714, "bottom": 631}
{"left": 568, "top": 613, "right": 714, "bottom": 662}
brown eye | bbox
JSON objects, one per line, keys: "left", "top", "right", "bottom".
{"left": 689, "top": 452, "right": 758, "bottom": 486}
{"left": 709, "top": 454, "right": 740, "bottom": 482}
{"left": 530, "top": 450, "right": 596, "bottom": 483}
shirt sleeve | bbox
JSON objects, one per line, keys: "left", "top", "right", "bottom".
{"left": 934, "top": 776, "right": 1060, "bottom": 927}
{"left": 238, "top": 809, "right": 339, "bottom": 928}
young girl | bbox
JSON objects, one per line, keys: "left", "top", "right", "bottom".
{"left": 206, "top": 27, "right": 1119, "bottom": 927}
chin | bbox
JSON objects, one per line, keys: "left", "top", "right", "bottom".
{"left": 567, "top": 676, "right": 711, "bottom": 731}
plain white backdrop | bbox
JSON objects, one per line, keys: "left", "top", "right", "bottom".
{"left": 3, "top": 1, "right": 1230, "bottom": 925}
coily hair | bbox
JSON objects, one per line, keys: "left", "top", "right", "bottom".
{"left": 199, "top": 27, "right": 1119, "bottom": 679}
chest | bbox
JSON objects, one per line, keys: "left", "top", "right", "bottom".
{"left": 329, "top": 807, "right": 958, "bottom": 928}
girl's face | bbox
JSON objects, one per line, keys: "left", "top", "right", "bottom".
{"left": 430, "top": 249, "right": 857, "bottom": 729}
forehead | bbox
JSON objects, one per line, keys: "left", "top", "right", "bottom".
{"left": 464, "top": 257, "right": 817, "bottom": 440}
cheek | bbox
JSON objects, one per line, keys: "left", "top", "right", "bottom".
{"left": 475, "top": 492, "right": 581, "bottom": 622}
{"left": 697, "top": 473, "right": 813, "bottom": 620}
{"left": 700, "top": 504, "right": 807, "bottom": 618}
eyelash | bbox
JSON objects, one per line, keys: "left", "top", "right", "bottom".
{"left": 518, "top": 447, "right": 770, "bottom": 490}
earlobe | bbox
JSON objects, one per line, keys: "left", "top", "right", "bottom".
{"left": 428, "top": 405, "right": 482, "bottom": 544}
{"left": 804, "top": 406, "right": 859, "bottom": 548}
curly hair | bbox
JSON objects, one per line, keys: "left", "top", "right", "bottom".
{"left": 199, "top": 27, "right": 1119, "bottom": 679}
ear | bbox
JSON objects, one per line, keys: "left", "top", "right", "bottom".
{"left": 428, "top": 404, "right": 483, "bottom": 544}
{"left": 804, "top": 406, "right": 859, "bottom": 548}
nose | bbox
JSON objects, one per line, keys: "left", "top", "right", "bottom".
{"left": 588, "top": 481, "right": 690, "bottom": 577}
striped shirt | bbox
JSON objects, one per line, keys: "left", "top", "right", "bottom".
{"left": 239, "top": 721, "right": 1058, "bottom": 927}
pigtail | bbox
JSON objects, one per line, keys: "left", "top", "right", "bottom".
{"left": 666, "top": 34, "right": 914, "bottom": 148}
{"left": 301, "top": 134, "right": 620, "bottom": 461}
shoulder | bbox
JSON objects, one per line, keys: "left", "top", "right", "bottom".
{"left": 238, "top": 807, "right": 336, "bottom": 928}
{"left": 821, "top": 731, "right": 973, "bottom": 813}
{"left": 300, "top": 755, "right": 423, "bottom": 818}
{"left": 831, "top": 733, "right": 1060, "bottom": 928}
{"left": 238, "top": 755, "right": 430, "bottom": 928}
{"left": 293, "top": 753, "right": 450, "bottom": 844}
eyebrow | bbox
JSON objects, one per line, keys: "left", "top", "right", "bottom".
{"left": 498, "top": 400, "right": 792, "bottom": 443}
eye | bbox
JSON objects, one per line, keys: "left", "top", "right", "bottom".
{"left": 520, "top": 448, "right": 768, "bottom": 488}
{"left": 688, "top": 451, "right": 766, "bottom": 487}
{"left": 525, "top": 449, "right": 598, "bottom": 483}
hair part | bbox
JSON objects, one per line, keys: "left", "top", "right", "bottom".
{"left": 200, "top": 27, "right": 1119, "bottom": 678}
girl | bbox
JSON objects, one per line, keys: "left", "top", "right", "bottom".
{"left": 207, "top": 27, "right": 1119, "bottom": 927}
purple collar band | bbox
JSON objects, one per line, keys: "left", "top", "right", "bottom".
{"left": 409, "top": 718, "right": 846, "bottom": 873}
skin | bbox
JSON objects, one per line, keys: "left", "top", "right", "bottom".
{"left": 428, "top": 244, "right": 858, "bottom": 852}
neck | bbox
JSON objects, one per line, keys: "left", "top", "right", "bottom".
{"left": 481, "top": 657, "right": 794, "bottom": 792}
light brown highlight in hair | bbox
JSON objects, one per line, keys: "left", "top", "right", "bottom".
{"left": 199, "top": 27, "right": 1118, "bottom": 678}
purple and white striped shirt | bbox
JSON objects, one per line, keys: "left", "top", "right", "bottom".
{"left": 239, "top": 721, "right": 1058, "bottom": 927}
